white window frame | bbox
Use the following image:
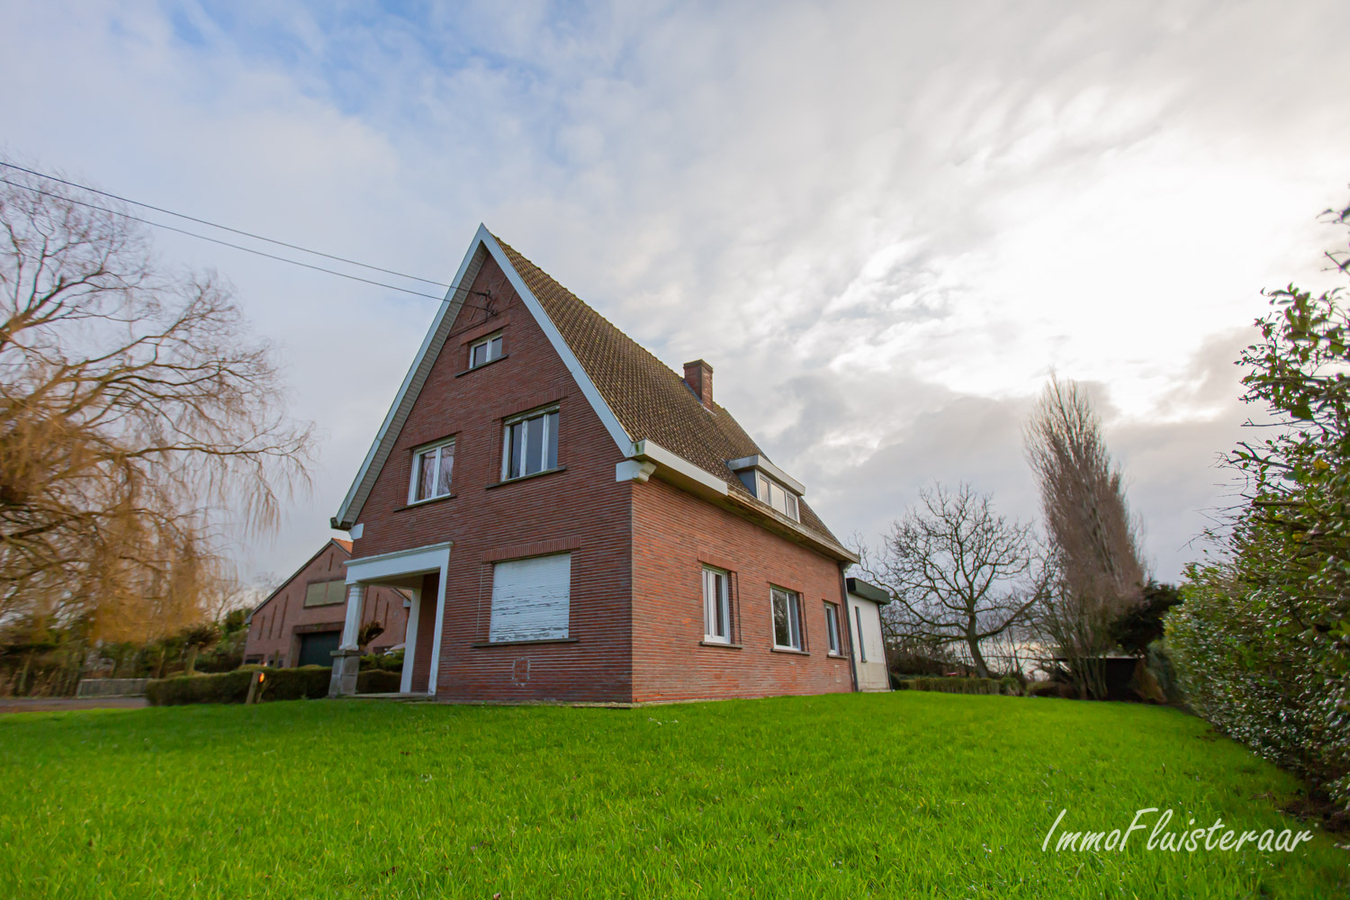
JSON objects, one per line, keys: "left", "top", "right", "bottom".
{"left": 825, "top": 602, "right": 841, "bottom": 655}
{"left": 754, "top": 471, "right": 800, "bottom": 522}
{"left": 468, "top": 332, "right": 504, "bottom": 369}
{"left": 702, "top": 566, "right": 731, "bottom": 643}
{"left": 501, "top": 406, "right": 560, "bottom": 481}
{"left": 408, "top": 437, "right": 455, "bottom": 504}
{"left": 771, "top": 586, "right": 804, "bottom": 650}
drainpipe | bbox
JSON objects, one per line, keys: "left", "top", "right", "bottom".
{"left": 837, "top": 562, "right": 859, "bottom": 693}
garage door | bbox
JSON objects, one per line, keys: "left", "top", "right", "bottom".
{"left": 297, "top": 631, "right": 341, "bottom": 667}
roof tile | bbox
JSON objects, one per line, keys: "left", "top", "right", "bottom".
{"left": 495, "top": 236, "right": 840, "bottom": 547}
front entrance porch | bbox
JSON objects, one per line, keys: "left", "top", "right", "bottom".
{"left": 328, "top": 541, "right": 452, "bottom": 698}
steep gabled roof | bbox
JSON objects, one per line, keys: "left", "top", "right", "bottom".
{"left": 246, "top": 538, "right": 351, "bottom": 622}
{"left": 334, "top": 226, "right": 851, "bottom": 560}
{"left": 495, "top": 238, "right": 839, "bottom": 543}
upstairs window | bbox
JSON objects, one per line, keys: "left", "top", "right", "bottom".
{"left": 755, "top": 472, "right": 800, "bottom": 521}
{"left": 469, "top": 332, "right": 504, "bottom": 368}
{"left": 824, "top": 603, "right": 842, "bottom": 655}
{"left": 304, "top": 579, "right": 347, "bottom": 607}
{"left": 410, "top": 439, "right": 454, "bottom": 503}
{"left": 771, "top": 587, "right": 803, "bottom": 650}
{"left": 502, "top": 407, "right": 559, "bottom": 480}
{"left": 702, "top": 566, "right": 731, "bottom": 643}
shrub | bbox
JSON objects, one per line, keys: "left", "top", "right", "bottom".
{"left": 894, "top": 676, "right": 1008, "bottom": 695}
{"left": 146, "top": 666, "right": 331, "bottom": 706}
{"left": 1029, "top": 680, "right": 1076, "bottom": 699}
{"left": 359, "top": 649, "right": 404, "bottom": 672}
{"left": 356, "top": 670, "right": 403, "bottom": 694}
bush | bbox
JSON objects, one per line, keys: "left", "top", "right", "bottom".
{"left": 359, "top": 649, "right": 404, "bottom": 672}
{"left": 146, "top": 666, "right": 331, "bottom": 706}
{"left": 1029, "top": 680, "right": 1076, "bottom": 699}
{"left": 356, "top": 670, "right": 403, "bottom": 694}
{"left": 894, "top": 676, "right": 1008, "bottom": 695}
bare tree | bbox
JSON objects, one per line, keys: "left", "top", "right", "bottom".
{"left": 1024, "top": 377, "right": 1147, "bottom": 697}
{"left": 858, "top": 482, "right": 1049, "bottom": 678}
{"left": 0, "top": 159, "right": 313, "bottom": 645}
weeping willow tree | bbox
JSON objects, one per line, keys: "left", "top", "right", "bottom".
{"left": 0, "top": 159, "right": 313, "bottom": 648}
{"left": 1025, "top": 378, "right": 1147, "bottom": 698}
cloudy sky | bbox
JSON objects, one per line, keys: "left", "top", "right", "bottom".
{"left": 3, "top": 0, "right": 1347, "bottom": 585}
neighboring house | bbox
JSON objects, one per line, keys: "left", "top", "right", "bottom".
{"left": 243, "top": 539, "right": 409, "bottom": 668}
{"left": 846, "top": 577, "right": 892, "bottom": 691}
{"left": 328, "top": 226, "right": 861, "bottom": 703}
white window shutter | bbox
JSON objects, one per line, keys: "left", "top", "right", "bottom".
{"left": 489, "top": 554, "right": 571, "bottom": 642}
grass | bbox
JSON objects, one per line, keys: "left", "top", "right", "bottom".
{"left": 0, "top": 692, "right": 1345, "bottom": 899}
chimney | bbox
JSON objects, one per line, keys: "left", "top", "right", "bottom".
{"left": 683, "top": 359, "right": 714, "bottom": 409}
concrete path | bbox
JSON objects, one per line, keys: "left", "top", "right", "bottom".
{"left": 0, "top": 697, "right": 147, "bottom": 714}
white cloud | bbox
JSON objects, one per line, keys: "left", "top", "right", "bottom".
{"left": 1, "top": 0, "right": 1346, "bottom": 583}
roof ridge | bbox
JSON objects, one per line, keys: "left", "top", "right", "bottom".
{"left": 492, "top": 233, "right": 841, "bottom": 548}
{"left": 491, "top": 234, "right": 697, "bottom": 389}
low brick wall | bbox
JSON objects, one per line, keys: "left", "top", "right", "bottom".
{"left": 76, "top": 678, "right": 149, "bottom": 698}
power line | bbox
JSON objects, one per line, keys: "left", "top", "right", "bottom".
{"left": 0, "top": 160, "right": 451, "bottom": 289}
{"left": 1, "top": 177, "right": 459, "bottom": 302}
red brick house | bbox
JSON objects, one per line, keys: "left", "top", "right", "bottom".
{"left": 328, "top": 226, "right": 860, "bottom": 702}
{"left": 243, "top": 539, "right": 409, "bottom": 668}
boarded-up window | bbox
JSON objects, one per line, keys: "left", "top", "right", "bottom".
{"left": 489, "top": 553, "right": 571, "bottom": 643}
{"left": 304, "top": 579, "right": 347, "bottom": 607}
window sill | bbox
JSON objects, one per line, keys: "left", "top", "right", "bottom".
{"left": 826, "top": 652, "right": 847, "bottom": 659}
{"left": 395, "top": 493, "right": 456, "bottom": 512}
{"left": 470, "top": 637, "right": 579, "bottom": 648}
{"left": 700, "top": 640, "right": 742, "bottom": 649}
{"left": 770, "top": 646, "right": 810, "bottom": 656}
{"left": 455, "top": 354, "right": 510, "bottom": 377}
{"left": 486, "top": 466, "right": 567, "bottom": 489}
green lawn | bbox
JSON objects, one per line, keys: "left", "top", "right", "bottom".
{"left": 0, "top": 693, "right": 1344, "bottom": 899}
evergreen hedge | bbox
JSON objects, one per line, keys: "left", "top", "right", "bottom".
{"left": 146, "top": 666, "right": 331, "bottom": 706}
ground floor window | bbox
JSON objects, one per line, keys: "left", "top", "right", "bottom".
{"left": 702, "top": 566, "right": 730, "bottom": 642}
{"left": 771, "top": 587, "right": 803, "bottom": 650}
{"left": 824, "top": 603, "right": 841, "bottom": 655}
{"left": 854, "top": 606, "right": 867, "bottom": 662}
{"left": 489, "top": 553, "right": 572, "bottom": 643}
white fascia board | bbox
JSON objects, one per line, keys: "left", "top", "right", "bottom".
{"left": 631, "top": 440, "right": 728, "bottom": 495}
{"left": 332, "top": 231, "right": 488, "bottom": 530}
{"left": 478, "top": 228, "right": 634, "bottom": 457}
{"left": 726, "top": 455, "right": 806, "bottom": 496}
{"left": 345, "top": 541, "right": 453, "bottom": 584}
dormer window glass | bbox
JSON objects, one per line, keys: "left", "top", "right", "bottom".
{"left": 469, "top": 333, "right": 504, "bottom": 368}
{"left": 755, "top": 472, "right": 799, "bottom": 521}
{"left": 729, "top": 456, "right": 803, "bottom": 523}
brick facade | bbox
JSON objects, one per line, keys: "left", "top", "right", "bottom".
{"left": 347, "top": 253, "right": 852, "bottom": 704}
{"left": 244, "top": 540, "right": 408, "bottom": 667}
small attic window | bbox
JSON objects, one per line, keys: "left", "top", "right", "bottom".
{"left": 469, "top": 332, "right": 504, "bottom": 369}
{"left": 728, "top": 455, "right": 804, "bottom": 522}
{"left": 753, "top": 472, "right": 799, "bottom": 521}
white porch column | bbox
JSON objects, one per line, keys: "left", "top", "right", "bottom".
{"left": 339, "top": 583, "right": 366, "bottom": 650}
{"left": 329, "top": 583, "right": 366, "bottom": 698}
{"left": 399, "top": 589, "right": 421, "bottom": 695}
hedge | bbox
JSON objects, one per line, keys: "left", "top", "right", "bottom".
{"left": 356, "top": 670, "right": 403, "bottom": 694}
{"left": 893, "top": 676, "right": 1009, "bottom": 696}
{"left": 146, "top": 666, "right": 331, "bottom": 706}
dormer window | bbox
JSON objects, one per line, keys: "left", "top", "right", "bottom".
{"left": 755, "top": 472, "right": 799, "bottom": 520}
{"left": 469, "top": 332, "right": 504, "bottom": 368}
{"left": 728, "top": 455, "right": 803, "bottom": 523}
